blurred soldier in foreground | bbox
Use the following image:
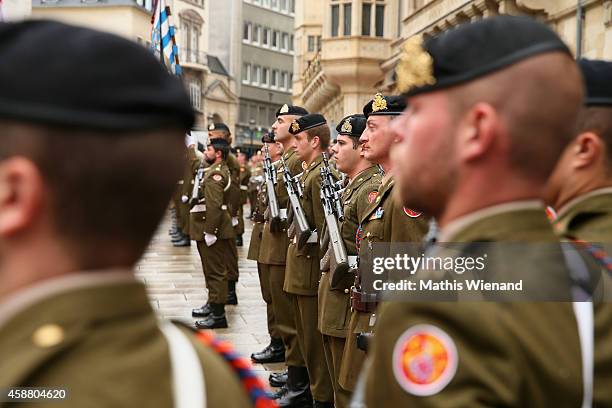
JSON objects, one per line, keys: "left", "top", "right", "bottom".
{"left": 361, "top": 16, "right": 595, "bottom": 406}
{"left": 545, "top": 58, "right": 612, "bottom": 406}
{"left": 207, "top": 123, "right": 241, "bottom": 305}
{"left": 318, "top": 114, "right": 381, "bottom": 408}
{"left": 284, "top": 114, "right": 334, "bottom": 407}
{"left": 0, "top": 20, "right": 270, "bottom": 407}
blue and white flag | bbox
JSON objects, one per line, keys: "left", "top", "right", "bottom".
{"left": 151, "top": 0, "right": 182, "bottom": 76}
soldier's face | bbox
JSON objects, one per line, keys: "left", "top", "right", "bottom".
{"left": 391, "top": 92, "right": 457, "bottom": 215}
{"left": 332, "top": 135, "right": 361, "bottom": 174}
{"left": 272, "top": 115, "right": 296, "bottom": 143}
{"left": 293, "top": 132, "right": 315, "bottom": 161}
{"left": 204, "top": 146, "right": 218, "bottom": 164}
{"left": 360, "top": 116, "right": 394, "bottom": 163}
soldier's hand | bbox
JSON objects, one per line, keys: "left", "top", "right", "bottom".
{"left": 204, "top": 233, "right": 217, "bottom": 247}
{"left": 231, "top": 217, "right": 239, "bottom": 227}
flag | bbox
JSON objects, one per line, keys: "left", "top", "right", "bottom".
{"left": 151, "top": 0, "right": 182, "bottom": 76}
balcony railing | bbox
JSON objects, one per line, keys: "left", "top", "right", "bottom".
{"left": 180, "top": 48, "right": 208, "bottom": 66}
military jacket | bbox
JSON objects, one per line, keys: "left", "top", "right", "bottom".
{"left": 0, "top": 273, "right": 252, "bottom": 408}
{"left": 189, "top": 162, "right": 234, "bottom": 241}
{"left": 318, "top": 166, "right": 381, "bottom": 337}
{"left": 554, "top": 188, "right": 612, "bottom": 407}
{"left": 284, "top": 154, "right": 326, "bottom": 296}
{"left": 248, "top": 164, "right": 264, "bottom": 194}
{"left": 225, "top": 153, "right": 242, "bottom": 217}
{"left": 259, "top": 148, "right": 303, "bottom": 265}
{"left": 363, "top": 204, "right": 588, "bottom": 407}
{"left": 247, "top": 182, "right": 268, "bottom": 262}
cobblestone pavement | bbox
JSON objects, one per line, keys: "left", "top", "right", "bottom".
{"left": 135, "top": 210, "right": 284, "bottom": 383}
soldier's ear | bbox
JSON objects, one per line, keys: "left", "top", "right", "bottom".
{"left": 572, "top": 132, "right": 603, "bottom": 170}
{"left": 0, "top": 157, "right": 45, "bottom": 237}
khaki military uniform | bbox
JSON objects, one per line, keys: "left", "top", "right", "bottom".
{"left": 339, "top": 177, "right": 429, "bottom": 391}
{"left": 0, "top": 272, "right": 252, "bottom": 408}
{"left": 224, "top": 153, "right": 241, "bottom": 283}
{"left": 318, "top": 166, "right": 381, "bottom": 408}
{"left": 259, "top": 148, "right": 305, "bottom": 367}
{"left": 555, "top": 188, "right": 612, "bottom": 407}
{"left": 248, "top": 175, "right": 278, "bottom": 338}
{"left": 190, "top": 162, "right": 234, "bottom": 304}
{"left": 284, "top": 154, "right": 334, "bottom": 402}
{"left": 236, "top": 164, "right": 251, "bottom": 237}
{"left": 176, "top": 148, "right": 202, "bottom": 236}
{"left": 248, "top": 163, "right": 264, "bottom": 215}
{"left": 363, "top": 203, "right": 590, "bottom": 407}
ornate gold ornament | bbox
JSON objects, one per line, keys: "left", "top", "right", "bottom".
{"left": 291, "top": 120, "right": 301, "bottom": 133}
{"left": 341, "top": 119, "right": 353, "bottom": 133}
{"left": 280, "top": 104, "right": 289, "bottom": 114}
{"left": 371, "top": 93, "right": 388, "bottom": 112}
{"left": 396, "top": 35, "right": 436, "bottom": 94}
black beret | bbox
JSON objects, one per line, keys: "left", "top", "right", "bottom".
{"left": 208, "top": 122, "right": 230, "bottom": 132}
{"left": 289, "top": 113, "right": 327, "bottom": 135}
{"left": 0, "top": 20, "right": 194, "bottom": 131}
{"left": 276, "top": 104, "right": 309, "bottom": 117}
{"left": 396, "top": 15, "right": 571, "bottom": 97}
{"left": 208, "top": 138, "right": 229, "bottom": 148}
{"left": 363, "top": 94, "right": 406, "bottom": 117}
{"left": 261, "top": 130, "right": 275, "bottom": 143}
{"left": 336, "top": 114, "right": 366, "bottom": 138}
{"left": 579, "top": 59, "right": 612, "bottom": 107}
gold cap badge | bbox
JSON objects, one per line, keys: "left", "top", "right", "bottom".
{"left": 291, "top": 120, "right": 300, "bottom": 133}
{"left": 341, "top": 119, "right": 353, "bottom": 133}
{"left": 208, "top": 123, "right": 215, "bottom": 131}
{"left": 396, "top": 35, "right": 436, "bottom": 94}
{"left": 371, "top": 93, "right": 388, "bottom": 113}
{"left": 33, "top": 324, "right": 64, "bottom": 348}
{"left": 280, "top": 104, "right": 289, "bottom": 114}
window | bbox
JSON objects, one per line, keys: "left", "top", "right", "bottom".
{"left": 180, "top": 16, "right": 202, "bottom": 63}
{"left": 280, "top": 0, "right": 287, "bottom": 11}
{"left": 289, "top": 35, "right": 294, "bottom": 52}
{"left": 282, "top": 33, "right": 289, "bottom": 51}
{"left": 271, "top": 0, "right": 278, "bottom": 9}
{"left": 239, "top": 103, "right": 248, "bottom": 123}
{"left": 262, "top": 67, "right": 269, "bottom": 86}
{"left": 307, "top": 35, "right": 315, "bottom": 52}
{"left": 362, "top": 3, "right": 372, "bottom": 36}
{"left": 243, "top": 22, "right": 251, "bottom": 41}
{"left": 289, "top": 73, "right": 293, "bottom": 91}
{"left": 263, "top": 27, "right": 270, "bottom": 46}
{"left": 331, "top": 5, "right": 339, "bottom": 37}
{"left": 375, "top": 4, "right": 384, "bottom": 37}
{"left": 289, "top": 0, "right": 295, "bottom": 13}
{"left": 253, "top": 25, "right": 260, "bottom": 44}
{"left": 189, "top": 80, "right": 201, "bottom": 111}
{"left": 272, "top": 30, "right": 279, "bottom": 48}
{"left": 271, "top": 70, "right": 278, "bottom": 88}
{"left": 281, "top": 71, "right": 288, "bottom": 90}
{"left": 242, "top": 63, "right": 251, "bottom": 83}
{"left": 259, "top": 106, "right": 267, "bottom": 124}
{"left": 317, "top": 35, "right": 322, "bottom": 51}
{"left": 252, "top": 65, "right": 261, "bottom": 85}
{"left": 343, "top": 3, "right": 352, "bottom": 35}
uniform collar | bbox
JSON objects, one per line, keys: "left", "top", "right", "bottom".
{"left": 556, "top": 187, "right": 612, "bottom": 220}
{"left": 554, "top": 187, "right": 612, "bottom": 236}
{"left": 343, "top": 166, "right": 379, "bottom": 199}
{"left": 283, "top": 147, "right": 296, "bottom": 161}
{"left": 439, "top": 200, "right": 548, "bottom": 242}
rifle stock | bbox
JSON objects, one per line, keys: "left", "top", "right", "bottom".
{"left": 281, "top": 156, "right": 312, "bottom": 249}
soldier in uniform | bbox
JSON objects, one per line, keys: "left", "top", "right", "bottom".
{"left": 361, "top": 16, "right": 596, "bottom": 406}
{"left": 248, "top": 133, "right": 285, "bottom": 368}
{"left": 318, "top": 114, "right": 381, "bottom": 408}
{"left": 338, "top": 94, "right": 430, "bottom": 396}
{"left": 545, "top": 58, "right": 612, "bottom": 407}
{"left": 248, "top": 152, "right": 264, "bottom": 219}
{"left": 256, "top": 105, "right": 310, "bottom": 406}
{"left": 0, "top": 20, "right": 270, "bottom": 407}
{"left": 190, "top": 138, "right": 235, "bottom": 330}
{"left": 236, "top": 149, "right": 251, "bottom": 247}
{"left": 207, "top": 123, "right": 241, "bottom": 305}
{"left": 284, "top": 113, "right": 334, "bottom": 407}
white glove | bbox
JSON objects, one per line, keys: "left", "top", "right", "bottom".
{"left": 204, "top": 233, "right": 217, "bottom": 247}
{"left": 185, "top": 133, "right": 196, "bottom": 147}
{"left": 231, "top": 217, "right": 239, "bottom": 227}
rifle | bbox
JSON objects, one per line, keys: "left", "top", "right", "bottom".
{"left": 263, "top": 144, "right": 281, "bottom": 230}
{"left": 281, "top": 155, "right": 314, "bottom": 249}
{"left": 189, "top": 164, "right": 205, "bottom": 207}
{"left": 320, "top": 153, "right": 350, "bottom": 286}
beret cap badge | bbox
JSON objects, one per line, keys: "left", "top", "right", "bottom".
{"left": 291, "top": 120, "right": 301, "bottom": 133}
{"left": 397, "top": 36, "right": 436, "bottom": 94}
{"left": 341, "top": 119, "right": 353, "bottom": 133}
{"left": 280, "top": 104, "right": 289, "bottom": 114}
{"left": 371, "top": 93, "right": 388, "bottom": 113}
{"left": 208, "top": 123, "right": 215, "bottom": 131}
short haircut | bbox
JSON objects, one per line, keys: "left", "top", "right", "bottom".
{"left": 0, "top": 120, "right": 185, "bottom": 268}
{"left": 210, "top": 143, "right": 229, "bottom": 160}
{"left": 576, "top": 106, "right": 612, "bottom": 169}
{"left": 305, "top": 124, "right": 330, "bottom": 150}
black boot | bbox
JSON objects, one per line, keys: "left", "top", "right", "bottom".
{"left": 276, "top": 366, "right": 312, "bottom": 408}
{"left": 269, "top": 368, "right": 288, "bottom": 387}
{"left": 195, "top": 303, "right": 228, "bottom": 329}
{"left": 236, "top": 234, "right": 243, "bottom": 247}
{"left": 226, "top": 280, "right": 238, "bottom": 305}
{"left": 313, "top": 401, "right": 334, "bottom": 408}
{"left": 192, "top": 303, "right": 212, "bottom": 317}
{"left": 172, "top": 234, "right": 191, "bottom": 247}
{"left": 252, "top": 337, "right": 285, "bottom": 364}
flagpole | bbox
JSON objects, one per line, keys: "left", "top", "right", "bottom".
{"left": 157, "top": 0, "right": 165, "bottom": 66}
